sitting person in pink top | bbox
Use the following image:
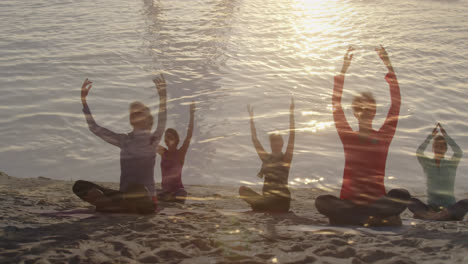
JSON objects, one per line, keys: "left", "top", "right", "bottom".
{"left": 315, "top": 46, "right": 410, "bottom": 226}
{"left": 156, "top": 102, "right": 195, "bottom": 204}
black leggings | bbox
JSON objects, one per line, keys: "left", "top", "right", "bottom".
{"left": 315, "top": 189, "right": 411, "bottom": 225}
{"left": 408, "top": 198, "right": 468, "bottom": 221}
{"left": 239, "top": 186, "right": 290, "bottom": 213}
{"left": 72, "top": 180, "right": 155, "bottom": 214}
{"left": 156, "top": 188, "right": 188, "bottom": 204}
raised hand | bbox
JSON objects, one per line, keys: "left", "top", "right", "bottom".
{"left": 247, "top": 104, "right": 254, "bottom": 119}
{"left": 290, "top": 97, "right": 295, "bottom": 112}
{"left": 340, "top": 46, "right": 354, "bottom": 74}
{"left": 81, "top": 78, "right": 93, "bottom": 103}
{"left": 375, "top": 45, "right": 394, "bottom": 73}
{"left": 153, "top": 73, "right": 167, "bottom": 95}
{"left": 285, "top": 96, "right": 296, "bottom": 165}
{"left": 190, "top": 101, "right": 196, "bottom": 115}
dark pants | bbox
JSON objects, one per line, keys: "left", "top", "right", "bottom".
{"left": 72, "top": 180, "right": 156, "bottom": 214}
{"left": 315, "top": 189, "right": 411, "bottom": 226}
{"left": 239, "top": 186, "right": 291, "bottom": 213}
{"left": 408, "top": 198, "right": 468, "bottom": 221}
{"left": 156, "top": 188, "right": 188, "bottom": 204}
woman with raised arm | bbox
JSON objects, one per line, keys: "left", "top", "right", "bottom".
{"left": 409, "top": 123, "right": 468, "bottom": 220}
{"left": 315, "top": 46, "right": 410, "bottom": 226}
{"left": 156, "top": 102, "right": 195, "bottom": 204}
{"left": 239, "top": 98, "right": 295, "bottom": 212}
{"left": 72, "top": 75, "right": 167, "bottom": 214}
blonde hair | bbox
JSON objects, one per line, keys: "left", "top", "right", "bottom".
{"left": 129, "top": 101, "right": 153, "bottom": 130}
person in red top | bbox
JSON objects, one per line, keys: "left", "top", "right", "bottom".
{"left": 315, "top": 46, "right": 410, "bottom": 226}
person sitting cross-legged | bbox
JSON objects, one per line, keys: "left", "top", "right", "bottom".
{"left": 73, "top": 75, "right": 167, "bottom": 214}
{"left": 409, "top": 123, "right": 468, "bottom": 221}
{"left": 315, "top": 46, "right": 410, "bottom": 226}
{"left": 239, "top": 98, "right": 295, "bottom": 213}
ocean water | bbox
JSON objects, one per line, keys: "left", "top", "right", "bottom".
{"left": 0, "top": 0, "right": 467, "bottom": 196}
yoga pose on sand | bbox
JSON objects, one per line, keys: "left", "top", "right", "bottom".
{"left": 73, "top": 75, "right": 167, "bottom": 214}
{"left": 156, "top": 102, "right": 195, "bottom": 203}
{"left": 409, "top": 123, "right": 468, "bottom": 220}
{"left": 239, "top": 98, "right": 295, "bottom": 212}
{"left": 315, "top": 46, "right": 410, "bottom": 226}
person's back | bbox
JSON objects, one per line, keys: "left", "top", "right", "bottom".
{"left": 315, "top": 46, "right": 410, "bottom": 226}
{"left": 332, "top": 47, "right": 400, "bottom": 204}
{"left": 160, "top": 149, "right": 184, "bottom": 193}
{"left": 416, "top": 124, "right": 461, "bottom": 208}
{"left": 238, "top": 99, "right": 295, "bottom": 213}
{"left": 260, "top": 152, "right": 290, "bottom": 199}
{"left": 72, "top": 76, "right": 167, "bottom": 214}
{"left": 409, "top": 123, "right": 468, "bottom": 220}
{"left": 423, "top": 156, "right": 458, "bottom": 209}
{"left": 119, "top": 130, "right": 158, "bottom": 196}
{"left": 156, "top": 103, "right": 195, "bottom": 203}
{"left": 339, "top": 128, "right": 395, "bottom": 204}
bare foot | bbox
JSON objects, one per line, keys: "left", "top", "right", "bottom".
{"left": 433, "top": 208, "right": 451, "bottom": 221}
{"left": 413, "top": 209, "right": 451, "bottom": 221}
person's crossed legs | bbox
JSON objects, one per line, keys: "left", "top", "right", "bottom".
{"left": 315, "top": 189, "right": 410, "bottom": 226}
{"left": 409, "top": 197, "right": 468, "bottom": 221}
{"left": 73, "top": 180, "right": 155, "bottom": 214}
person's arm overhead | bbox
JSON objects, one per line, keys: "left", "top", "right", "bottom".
{"left": 283, "top": 97, "right": 295, "bottom": 166}
{"left": 151, "top": 74, "right": 167, "bottom": 145}
{"left": 333, "top": 47, "right": 354, "bottom": 139}
{"left": 416, "top": 126, "right": 436, "bottom": 166}
{"left": 180, "top": 102, "right": 195, "bottom": 157}
{"left": 439, "top": 124, "right": 463, "bottom": 163}
{"left": 377, "top": 45, "right": 401, "bottom": 138}
{"left": 157, "top": 145, "right": 166, "bottom": 156}
{"left": 81, "top": 79, "right": 125, "bottom": 147}
{"left": 247, "top": 104, "right": 268, "bottom": 161}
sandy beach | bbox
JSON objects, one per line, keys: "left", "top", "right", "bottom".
{"left": 0, "top": 171, "right": 467, "bottom": 264}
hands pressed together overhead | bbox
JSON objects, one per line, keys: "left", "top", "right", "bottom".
{"left": 432, "top": 122, "right": 447, "bottom": 138}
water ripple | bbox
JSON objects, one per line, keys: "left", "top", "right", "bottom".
{"left": 0, "top": 0, "right": 467, "bottom": 195}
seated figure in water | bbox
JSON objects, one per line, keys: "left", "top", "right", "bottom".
{"left": 156, "top": 102, "right": 195, "bottom": 204}
{"left": 409, "top": 123, "right": 468, "bottom": 221}
{"left": 239, "top": 98, "right": 295, "bottom": 213}
{"left": 315, "top": 46, "right": 410, "bottom": 226}
{"left": 72, "top": 75, "right": 167, "bottom": 214}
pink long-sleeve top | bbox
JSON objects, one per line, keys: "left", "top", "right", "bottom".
{"left": 332, "top": 72, "right": 400, "bottom": 205}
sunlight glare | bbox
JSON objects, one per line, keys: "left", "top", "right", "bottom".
{"left": 290, "top": 0, "right": 340, "bottom": 60}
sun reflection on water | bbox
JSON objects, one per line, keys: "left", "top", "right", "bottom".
{"left": 290, "top": 0, "right": 347, "bottom": 60}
